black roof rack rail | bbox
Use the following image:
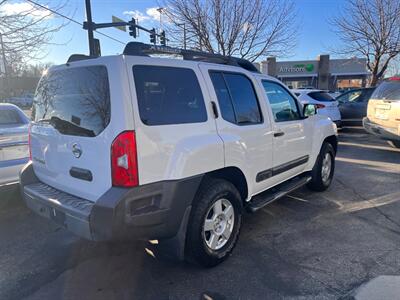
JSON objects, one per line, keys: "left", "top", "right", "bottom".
{"left": 123, "top": 42, "right": 260, "bottom": 73}
{"left": 67, "top": 54, "right": 97, "bottom": 63}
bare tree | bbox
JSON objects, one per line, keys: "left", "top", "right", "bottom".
{"left": 0, "top": 0, "right": 69, "bottom": 77}
{"left": 332, "top": 0, "right": 400, "bottom": 86}
{"left": 161, "top": 0, "right": 298, "bottom": 62}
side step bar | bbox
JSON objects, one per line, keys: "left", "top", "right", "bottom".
{"left": 247, "top": 174, "right": 312, "bottom": 213}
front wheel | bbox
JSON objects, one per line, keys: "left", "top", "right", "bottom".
{"left": 307, "top": 142, "right": 335, "bottom": 192}
{"left": 388, "top": 140, "right": 400, "bottom": 149}
{"left": 185, "top": 178, "right": 242, "bottom": 267}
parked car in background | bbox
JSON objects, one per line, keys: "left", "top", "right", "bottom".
{"left": 337, "top": 87, "right": 375, "bottom": 126}
{"left": 292, "top": 89, "right": 342, "bottom": 127}
{"left": 0, "top": 104, "right": 30, "bottom": 201}
{"left": 363, "top": 77, "right": 400, "bottom": 148}
{"left": 3, "top": 94, "right": 34, "bottom": 109}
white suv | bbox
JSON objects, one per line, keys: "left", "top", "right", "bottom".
{"left": 20, "top": 43, "right": 337, "bottom": 267}
{"left": 292, "top": 89, "right": 342, "bottom": 127}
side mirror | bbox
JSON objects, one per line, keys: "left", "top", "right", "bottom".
{"left": 303, "top": 103, "right": 317, "bottom": 117}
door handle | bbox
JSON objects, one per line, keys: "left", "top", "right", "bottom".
{"left": 274, "top": 131, "right": 285, "bottom": 137}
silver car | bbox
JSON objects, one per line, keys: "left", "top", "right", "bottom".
{"left": 0, "top": 104, "right": 30, "bottom": 190}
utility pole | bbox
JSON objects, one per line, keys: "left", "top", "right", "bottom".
{"left": 85, "top": 0, "right": 96, "bottom": 56}
{"left": 0, "top": 33, "right": 7, "bottom": 78}
{"left": 0, "top": 32, "right": 9, "bottom": 99}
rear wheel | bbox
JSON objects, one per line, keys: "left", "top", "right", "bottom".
{"left": 388, "top": 140, "right": 400, "bottom": 149}
{"left": 185, "top": 178, "right": 242, "bottom": 267}
{"left": 307, "top": 142, "right": 335, "bottom": 192}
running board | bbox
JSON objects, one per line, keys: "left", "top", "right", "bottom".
{"left": 247, "top": 174, "right": 312, "bottom": 213}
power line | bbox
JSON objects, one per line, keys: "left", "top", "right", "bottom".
{"left": 26, "top": 0, "right": 125, "bottom": 45}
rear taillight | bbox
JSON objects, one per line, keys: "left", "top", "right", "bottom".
{"left": 28, "top": 124, "right": 32, "bottom": 161}
{"left": 111, "top": 131, "right": 139, "bottom": 187}
{"left": 315, "top": 104, "right": 326, "bottom": 109}
{"left": 389, "top": 76, "right": 400, "bottom": 81}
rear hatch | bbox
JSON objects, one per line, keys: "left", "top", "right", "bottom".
{"left": 30, "top": 63, "right": 118, "bottom": 201}
{"left": 367, "top": 79, "right": 400, "bottom": 132}
{"left": 306, "top": 91, "right": 340, "bottom": 121}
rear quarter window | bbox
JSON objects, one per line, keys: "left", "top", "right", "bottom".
{"left": 372, "top": 81, "right": 400, "bottom": 101}
{"left": 132, "top": 65, "right": 207, "bottom": 126}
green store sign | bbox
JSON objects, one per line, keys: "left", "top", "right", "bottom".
{"left": 279, "top": 63, "right": 315, "bottom": 73}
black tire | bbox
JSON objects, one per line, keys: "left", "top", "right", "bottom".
{"left": 185, "top": 178, "right": 243, "bottom": 267}
{"left": 388, "top": 140, "right": 400, "bottom": 149}
{"left": 307, "top": 142, "right": 335, "bottom": 192}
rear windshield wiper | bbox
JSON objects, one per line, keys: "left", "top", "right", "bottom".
{"left": 36, "top": 117, "right": 95, "bottom": 137}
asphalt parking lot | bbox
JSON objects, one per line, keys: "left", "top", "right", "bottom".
{"left": 1, "top": 128, "right": 399, "bottom": 300}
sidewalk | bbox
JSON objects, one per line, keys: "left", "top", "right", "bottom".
{"left": 354, "top": 276, "right": 400, "bottom": 300}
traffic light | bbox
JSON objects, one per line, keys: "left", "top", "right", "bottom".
{"left": 150, "top": 28, "right": 156, "bottom": 44}
{"left": 160, "top": 30, "right": 166, "bottom": 46}
{"left": 128, "top": 18, "right": 137, "bottom": 38}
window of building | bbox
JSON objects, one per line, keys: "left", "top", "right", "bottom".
{"left": 262, "top": 81, "right": 301, "bottom": 122}
{"left": 133, "top": 65, "right": 207, "bottom": 126}
{"left": 337, "top": 79, "right": 363, "bottom": 89}
{"left": 209, "top": 71, "right": 262, "bottom": 125}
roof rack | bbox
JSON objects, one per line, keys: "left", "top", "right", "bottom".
{"left": 67, "top": 54, "right": 97, "bottom": 63}
{"left": 123, "top": 42, "right": 260, "bottom": 73}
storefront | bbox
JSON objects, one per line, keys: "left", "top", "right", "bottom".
{"left": 260, "top": 55, "right": 370, "bottom": 91}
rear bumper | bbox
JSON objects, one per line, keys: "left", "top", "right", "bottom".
{"left": 363, "top": 117, "right": 400, "bottom": 141}
{"left": 333, "top": 120, "right": 342, "bottom": 128}
{"left": 19, "top": 162, "right": 202, "bottom": 241}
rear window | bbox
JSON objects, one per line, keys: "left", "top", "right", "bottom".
{"left": 372, "top": 81, "right": 400, "bottom": 101}
{"left": 32, "top": 66, "right": 110, "bottom": 137}
{"left": 132, "top": 65, "right": 207, "bottom": 126}
{"left": 0, "top": 109, "right": 22, "bottom": 125}
{"left": 308, "top": 91, "right": 334, "bottom": 102}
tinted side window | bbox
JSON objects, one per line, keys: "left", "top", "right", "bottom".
{"left": 209, "top": 72, "right": 236, "bottom": 123}
{"left": 262, "top": 81, "right": 300, "bottom": 122}
{"left": 209, "top": 72, "right": 262, "bottom": 125}
{"left": 133, "top": 66, "right": 207, "bottom": 125}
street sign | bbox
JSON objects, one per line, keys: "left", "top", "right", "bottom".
{"left": 112, "top": 16, "right": 126, "bottom": 31}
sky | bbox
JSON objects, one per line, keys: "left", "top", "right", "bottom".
{"left": 3, "top": 0, "right": 349, "bottom": 64}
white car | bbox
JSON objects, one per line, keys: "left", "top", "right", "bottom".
{"left": 0, "top": 104, "right": 30, "bottom": 189}
{"left": 292, "top": 89, "right": 342, "bottom": 127}
{"left": 20, "top": 42, "right": 337, "bottom": 267}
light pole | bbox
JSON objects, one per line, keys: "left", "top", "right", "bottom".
{"left": 156, "top": 7, "right": 165, "bottom": 30}
{"left": 84, "top": 0, "right": 96, "bottom": 56}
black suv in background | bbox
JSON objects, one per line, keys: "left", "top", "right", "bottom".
{"left": 337, "top": 87, "right": 375, "bottom": 126}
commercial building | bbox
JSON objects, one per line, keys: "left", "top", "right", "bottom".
{"left": 260, "top": 55, "right": 370, "bottom": 91}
